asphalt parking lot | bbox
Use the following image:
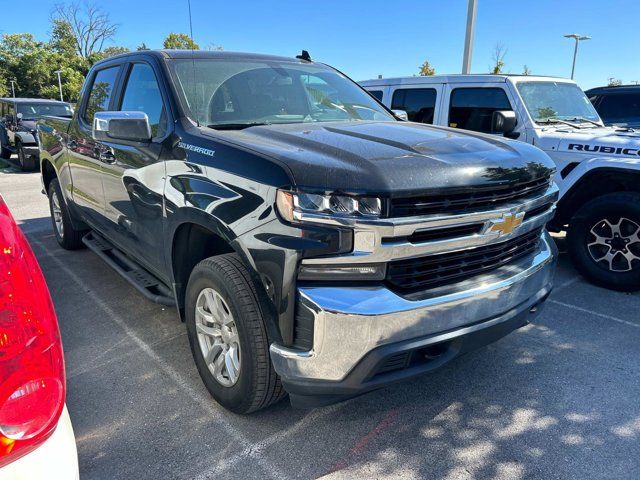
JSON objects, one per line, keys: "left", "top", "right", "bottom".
{"left": 1, "top": 159, "right": 639, "bottom": 480}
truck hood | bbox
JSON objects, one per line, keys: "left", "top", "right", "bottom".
{"left": 536, "top": 126, "right": 640, "bottom": 159}
{"left": 212, "top": 121, "right": 554, "bottom": 196}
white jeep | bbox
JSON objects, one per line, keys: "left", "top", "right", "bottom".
{"left": 361, "top": 75, "right": 640, "bottom": 290}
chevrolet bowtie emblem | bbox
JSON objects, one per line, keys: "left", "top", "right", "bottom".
{"left": 487, "top": 212, "right": 525, "bottom": 236}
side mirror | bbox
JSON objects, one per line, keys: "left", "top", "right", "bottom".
{"left": 392, "top": 109, "right": 409, "bottom": 121}
{"left": 93, "top": 111, "right": 152, "bottom": 144}
{"left": 491, "top": 110, "right": 517, "bottom": 136}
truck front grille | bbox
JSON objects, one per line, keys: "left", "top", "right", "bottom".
{"left": 389, "top": 176, "right": 551, "bottom": 218}
{"left": 386, "top": 227, "right": 543, "bottom": 292}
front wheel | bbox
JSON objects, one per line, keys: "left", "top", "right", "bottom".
{"left": 567, "top": 192, "right": 640, "bottom": 291}
{"left": 185, "top": 254, "right": 285, "bottom": 414}
{"left": 16, "top": 141, "right": 36, "bottom": 171}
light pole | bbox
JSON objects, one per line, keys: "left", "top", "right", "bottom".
{"left": 54, "top": 70, "right": 64, "bottom": 101}
{"left": 564, "top": 34, "right": 591, "bottom": 80}
{"left": 10, "top": 80, "right": 16, "bottom": 98}
{"left": 462, "top": 0, "right": 478, "bottom": 74}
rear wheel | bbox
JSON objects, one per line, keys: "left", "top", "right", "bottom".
{"left": 567, "top": 192, "right": 640, "bottom": 291}
{"left": 185, "top": 254, "right": 286, "bottom": 414}
{"left": 48, "top": 178, "right": 86, "bottom": 250}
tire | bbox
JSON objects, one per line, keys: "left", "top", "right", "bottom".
{"left": 48, "top": 178, "right": 86, "bottom": 250}
{"left": 16, "top": 140, "right": 36, "bottom": 171}
{"left": 567, "top": 192, "right": 640, "bottom": 291}
{"left": 185, "top": 253, "right": 286, "bottom": 414}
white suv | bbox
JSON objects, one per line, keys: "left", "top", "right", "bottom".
{"left": 362, "top": 74, "right": 640, "bottom": 291}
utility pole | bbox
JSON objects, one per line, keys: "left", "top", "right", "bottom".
{"left": 462, "top": 0, "right": 477, "bottom": 74}
{"left": 10, "top": 80, "right": 16, "bottom": 98}
{"left": 54, "top": 70, "right": 64, "bottom": 101}
{"left": 564, "top": 34, "right": 591, "bottom": 80}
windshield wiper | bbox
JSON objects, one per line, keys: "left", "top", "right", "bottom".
{"left": 207, "top": 122, "right": 270, "bottom": 130}
{"left": 566, "top": 116, "right": 602, "bottom": 127}
{"left": 536, "top": 118, "right": 581, "bottom": 129}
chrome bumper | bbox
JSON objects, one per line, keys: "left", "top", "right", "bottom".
{"left": 270, "top": 231, "right": 557, "bottom": 384}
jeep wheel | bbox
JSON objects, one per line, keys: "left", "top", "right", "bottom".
{"left": 48, "top": 178, "right": 86, "bottom": 250}
{"left": 16, "top": 141, "right": 36, "bottom": 171}
{"left": 185, "top": 254, "right": 286, "bottom": 414}
{"left": 567, "top": 192, "right": 640, "bottom": 291}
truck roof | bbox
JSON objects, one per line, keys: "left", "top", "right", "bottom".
{"left": 93, "top": 49, "right": 307, "bottom": 67}
{"left": 586, "top": 84, "right": 640, "bottom": 95}
{"left": 0, "top": 97, "right": 69, "bottom": 104}
{"left": 359, "top": 74, "right": 574, "bottom": 87}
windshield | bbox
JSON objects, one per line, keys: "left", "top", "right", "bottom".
{"left": 167, "top": 58, "right": 395, "bottom": 127}
{"left": 17, "top": 103, "right": 73, "bottom": 119}
{"left": 517, "top": 81, "right": 601, "bottom": 124}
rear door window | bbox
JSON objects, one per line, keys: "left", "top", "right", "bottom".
{"left": 449, "top": 87, "right": 512, "bottom": 133}
{"left": 392, "top": 88, "right": 437, "bottom": 124}
{"left": 83, "top": 66, "right": 120, "bottom": 125}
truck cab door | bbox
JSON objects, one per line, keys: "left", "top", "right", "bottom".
{"left": 441, "top": 82, "right": 522, "bottom": 138}
{"left": 67, "top": 65, "right": 122, "bottom": 230}
{"left": 100, "top": 60, "right": 170, "bottom": 279}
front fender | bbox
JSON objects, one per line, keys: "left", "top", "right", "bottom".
{"left": 560, "top": 156, "right": 640, "bottom": 200}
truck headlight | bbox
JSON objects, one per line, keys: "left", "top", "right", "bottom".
{"left": 276, "top": 190, "right": 382, "bottom": 223}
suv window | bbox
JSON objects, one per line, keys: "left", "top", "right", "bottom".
{"left": 596, "top": 93, "right": 640, "bottom": 126}
{"left": 449, "top": 87, "right": 512, "bottom": 133}
{"left": 120, "top": 63, "right": 167, "bottom": 137}
{"left": 392, "top": 88, "right": 437, "bottom": 124}
{"left": 369, "top": 90, "right": 383, "bottom": 101}
{"left": 83, "top": 66, "right": 119, "bottom": 125}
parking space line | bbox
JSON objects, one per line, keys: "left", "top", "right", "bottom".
{"left": 194, "top": 402, "right": 348, "bottom": 479}
{"left": 31, "top": 239, "right": 289, "bottom": 480}
{"left": 549, "top": 299, "right": 640, "bottom": 329}
{"left": 553, "top": 276, "right": 581, "bottom": 292}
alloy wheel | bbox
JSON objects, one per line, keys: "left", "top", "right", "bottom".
{"left": 587, "top": 217, "right": 640, "bottom": 272}
{"left": 195, "top": 287, "right": 241, "bottom": 387}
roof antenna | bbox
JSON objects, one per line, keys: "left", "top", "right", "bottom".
{"left": 296, "top": 50, "right": 312, "bottom": 62}
{"left": 187, "top": 0, "right": 200, "bottom": 126}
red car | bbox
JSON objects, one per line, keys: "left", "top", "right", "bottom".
{"left": 0, "top": 196, "right": 78, "bottom": 479}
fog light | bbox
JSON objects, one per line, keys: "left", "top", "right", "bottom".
{"left": 298, "top": 263, "right": 386, "bottom": 281}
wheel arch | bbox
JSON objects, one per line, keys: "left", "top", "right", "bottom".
{"left": 168, "top": 217, "right": 282, "bottom": 343}
{"left": 553, "top": 167, "right": 640, "bottom": 230}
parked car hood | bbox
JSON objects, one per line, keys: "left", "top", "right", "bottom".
{"left": 210, "top": 121, "right": 554, "bottom": 196}
{"left": 536, "top": 126, "right": 640, "bottom": 158}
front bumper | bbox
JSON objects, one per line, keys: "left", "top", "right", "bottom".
{"left": 270, "top": 231, "right": 557, "bottom": 407}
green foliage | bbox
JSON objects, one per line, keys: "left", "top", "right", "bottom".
{"left": 163, "top": 33, "right": 199, "bottom": 50}
{"left": 419, "top": 60, "right": 435, "bottom": 76}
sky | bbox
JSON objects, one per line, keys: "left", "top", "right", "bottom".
{"left": 2, "top": 0, "right": 638, "bottom": 90}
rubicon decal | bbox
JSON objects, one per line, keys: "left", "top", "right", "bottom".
{"left": 568, "top": 144, "right": 640, "bottom": 156}
{"left": 177, "top": 141, "right": 215, "bottom": 157}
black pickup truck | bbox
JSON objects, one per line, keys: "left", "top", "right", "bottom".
{"left": 38, "top": 50, "right": 558, "bottom": 413}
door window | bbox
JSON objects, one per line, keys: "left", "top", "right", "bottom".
{"left": 369, "top": 90, "right": 383, "bottom": 101}
{"left": 120, "top": 63, "right": 167, "bottom": 138}
{"left": 83, "top": 66, "right": 120, "bottom": 125}
{"left": 449, "top": 87, "right": 512, "bottom": 133}
{"left": 392, "top": 88, "right": 437, "bottom": 124}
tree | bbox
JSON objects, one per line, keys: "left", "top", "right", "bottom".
{"left": 137, "top": 42, "right": 149, "bottom": 51}
{"left": 491, "top": 43, "right": 507, "bottom": 74}
{"left": 419, "top": 60, "right": 435, "bottom": 76}
{"left": 51, "top": 1, "right": 118, "bottom": 58}
{"left": 523, "top": 65, "right": 531, "bottom": 75}
{"left": 163, "top": 33, "right": 199, "bottom": 50}
{"left": 205, "top": 42, "right": 224, "bottom": 51}
{"left": 607, "top": 77, "right": 623, "bottom": 87}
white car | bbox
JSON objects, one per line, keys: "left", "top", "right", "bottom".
{"left": 361, "top": 74, "right": 640, "bottom": 291}
{"left": 0, "top": 196, "right": 78, "bottom": 479}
